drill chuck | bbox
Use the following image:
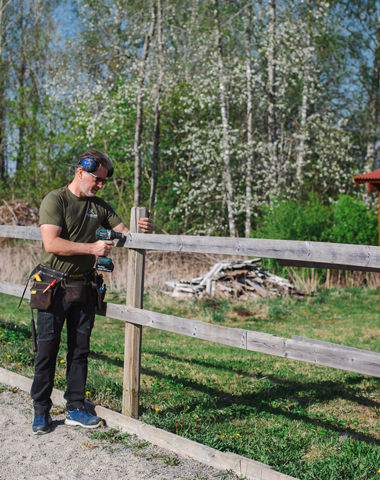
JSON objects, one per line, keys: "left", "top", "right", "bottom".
{"left": 95, "top": 229, "right": 124, "bottom": 241}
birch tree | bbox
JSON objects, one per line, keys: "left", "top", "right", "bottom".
{"left": 149, "top": 0, "right": 163, "bottom": 212}
{"left": 213, "top": 0, "right": 236, "bottom": 237}
{"left": 0, "top": 0, "right": 11, "bottom": 180}
{"left": 134, "top": 2, "right": 156, "bottom": 207}
{"left": 267, "top": 0, "right": 277, "bottom": 191}
{"left": 245, "top": 1, "right": 253, "bottom": 238}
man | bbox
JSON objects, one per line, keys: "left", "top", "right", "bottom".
{"left": 31, "top": 150, "right": 153, "bottom": 435}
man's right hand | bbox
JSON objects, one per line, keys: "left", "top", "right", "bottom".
{"left": 91, "top": 240, "right": 114, "bottom": 256}
{"left": 40, "top": 224, "right": 115, "bottom": 257}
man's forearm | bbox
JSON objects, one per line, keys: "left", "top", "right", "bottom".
{"left": 43, "top": 236, "right": 95, "bottom": 256}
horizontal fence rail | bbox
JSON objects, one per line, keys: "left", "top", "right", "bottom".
{"left": 1, "top": 225, "right": 380, "bottom": 272}
{"left": 2, "top": 280, "right": 380, "bottom": 378}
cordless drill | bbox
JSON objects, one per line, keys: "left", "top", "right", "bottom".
{"left": 95, "top": 228, "right": 124, "bottom": 272}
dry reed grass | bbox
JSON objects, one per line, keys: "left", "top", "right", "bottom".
{"left": 0, "top": 242, "right": 378, "bottom": 294}
{"left": 0, "top": 242, "right": 227, "bottom": 291}
{"left": 287, "top": 266, "right": 379, "bottom": 293}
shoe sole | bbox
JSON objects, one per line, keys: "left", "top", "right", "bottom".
{"left": 65, "top": 418, "right": 101, "bottom": 429}
{"left": 32, "top": 428, "right": 50, "bottom": 435}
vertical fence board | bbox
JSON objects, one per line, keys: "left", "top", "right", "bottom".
{"left": 122, "top": 207, "right": 147, "bottom": 418}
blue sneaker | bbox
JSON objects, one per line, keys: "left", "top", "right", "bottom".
{"left": 32, "top": 413, "right": 52, "bottom": 435}
{"left": 65, "top": 407, "right": 101, "bottom": 429}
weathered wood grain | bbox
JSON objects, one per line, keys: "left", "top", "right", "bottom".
{"left": 291, "top": 335, "right": 380, "bottom": 358}
{"left": 123, "top": 207, "right": 147, "bottom": 418}
{"left": 0, "top": 367, "right": 297, "bottom": 480}
{"left": 277, "top": 259, "right": 380, "bottom": 273}
{"left": 283, "top": 339, "right": 380, "bottom": 376}
{"left": 120, "top": 233, "right": 380, "bottom": 271}
{"left": 246, "top": 331, "right": 380, "bottom": 377}
{"left": 2, "top": 225, "right": 380, "bottom": 271}
{"left": 0, "top": 225, "right": 41, "bottom": 241}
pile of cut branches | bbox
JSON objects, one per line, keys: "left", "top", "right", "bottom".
{"left": 164, "top": 258, "right": 305, "bottom": 301}
{"left": 0, "top": 200, "right": 39, "bottom": 226}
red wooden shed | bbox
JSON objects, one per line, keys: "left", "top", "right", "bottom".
{"left": 353, "top": 169, "right": 380, "bottom": 309}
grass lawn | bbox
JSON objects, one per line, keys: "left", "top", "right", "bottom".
{"left": 1, "top": 287, "right": 380, "bottom": 479}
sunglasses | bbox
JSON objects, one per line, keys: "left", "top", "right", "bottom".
{"left": 83, "top": 170, "right": 108, "bottom": 185}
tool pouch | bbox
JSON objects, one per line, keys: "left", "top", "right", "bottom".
{"left": 64, "top": 283, "right": 88, "bottom": 304}
{"left": 29, "top": 281, "right": 56, "bottom": 311}
{"left": 96, "top": 288, "right": 106, "bottom": 311}
{"left": 91, "top": 278, "right": 105, "bottom": 311}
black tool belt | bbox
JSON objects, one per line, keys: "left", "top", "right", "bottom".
{"left": 19, "top": 265, "right": 94, "bottom": 307}
{"left": 39, "top": 265, "right": 93, "bottom": 305}
{"left": 39, "top": 265, "right": 93, "bottom": 283}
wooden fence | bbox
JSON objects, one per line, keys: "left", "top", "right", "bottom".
{"left": 1, "top": 208, "right": 380, "bottom": 419}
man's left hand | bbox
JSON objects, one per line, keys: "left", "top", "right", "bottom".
{"left": 138, "top": 210, "right": 153, "bottom": 233}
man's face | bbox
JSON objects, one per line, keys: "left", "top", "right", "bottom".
{"left": 79, "top": 165, "right": 108, "bottom": 197}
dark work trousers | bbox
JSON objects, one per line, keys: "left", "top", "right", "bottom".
{"left": 31, "top": 284, "right": 95, "bottom": 415}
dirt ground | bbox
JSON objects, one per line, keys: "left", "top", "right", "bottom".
{"left": 0, "top": 385, "right": 238, "bottom": 480}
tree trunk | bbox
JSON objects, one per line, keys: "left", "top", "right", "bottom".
{"left": 134, "top": 2, "right": 156, "bottom": 207}
{"left": 268, "top": 0, "right": 277, "bottom": 186}
{"left": 366, "top": 10, "right": 380, "bottom": 170}
{"left": 0, "top": 92, "right": 5, "bottom": 180}
{"left": 245, "top": 2, "right": 253, "bottom": 238}
{"left": 17, "top": 3, "right": 25, "bottom": 173}
{"left": 296, "top": 30, "right": 311, "bottom": 184}
{"left": 0, "top": 0, "right": 5, "bottom": 180}
{"left": 213, "top": 0, "right": 236, "bottom": 237}
{"left": 149, "top": 0, "right": 163, "bottom": 212}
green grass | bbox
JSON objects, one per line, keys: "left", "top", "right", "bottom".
{"left": 2, "top": 288, "right": 380, "bottom": 479}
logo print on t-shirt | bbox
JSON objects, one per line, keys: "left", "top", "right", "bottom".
{"left": 87, "top": 208, "right": 98, "bottom": 218}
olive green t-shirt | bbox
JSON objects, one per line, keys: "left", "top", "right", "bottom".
{"left": 39, "top": 186, "right": 122, "bottom": 274}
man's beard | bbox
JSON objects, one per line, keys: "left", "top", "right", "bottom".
{"left": 80, "top": 184, "right": 98, "bottom": 197}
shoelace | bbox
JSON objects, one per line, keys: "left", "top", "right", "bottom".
{"left": 77, "top": 408, "right": 92, "bottom": 417}
{"left": 35, "top": 415, "right": 47, "bottom": 424}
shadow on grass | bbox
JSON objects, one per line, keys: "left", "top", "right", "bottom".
{"left": 88, "top": 350, "right": 380, "bottom": 446}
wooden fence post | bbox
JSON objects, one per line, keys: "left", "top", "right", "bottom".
{"left": 122, "top": 207, "right": 147, "bottom": 418}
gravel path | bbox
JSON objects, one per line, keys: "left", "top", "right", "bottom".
{"left": 0, "top": 384, "right": 238, "bottom": 480}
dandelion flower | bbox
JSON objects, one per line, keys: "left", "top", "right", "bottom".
{"left": 236, "top": 434, "right": 241, "bottom": 437}
{"left": 155, "top": 408, "right": 160, "bottom": 412}
{"left": 106, "top": 388, "right": 110, "bottom": 391}
{"left": 0, "top": 334, "right": 3, "bottom": 337}
{"left": 86, "top": 391, "right": 90, "bottom": 395}
{"left": 7, "top": 355, "right": 11, "bottom": 358}
{"left": 17, "top": 363, "right": 21, "bottom": 366}
{"left": 220, "top": 435, "right": 225, "bottom": 438}
{"left": 349, "top": 392, "right": 352, "bottom": 394}
{"left": 139, "top": 401, "right": 142, "bottom": 405}
{"left": 60, "top": 359, "right": 65, "bottom": 363}
{"left": 7, "top": 342, "right": 11, "bottom": 344}
{"left": 19, "top": 353, "right": 22, "bottom": 355}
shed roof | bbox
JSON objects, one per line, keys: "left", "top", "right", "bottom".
{"left": 353, "top": 169, "right": 380, "bottom": 185}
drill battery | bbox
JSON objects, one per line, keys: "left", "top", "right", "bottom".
{"left": 95, "top": 228, "right": 124, "bottom": 273}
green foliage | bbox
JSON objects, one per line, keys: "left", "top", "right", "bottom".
{"left": 255, "top": 194, "right": 333, "bottom": 242}
{"left": 255, "top": 194, "right": 379, "bottom": 246}
{"left": 331, "top": 195, "right": 379, "bottom": 245}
